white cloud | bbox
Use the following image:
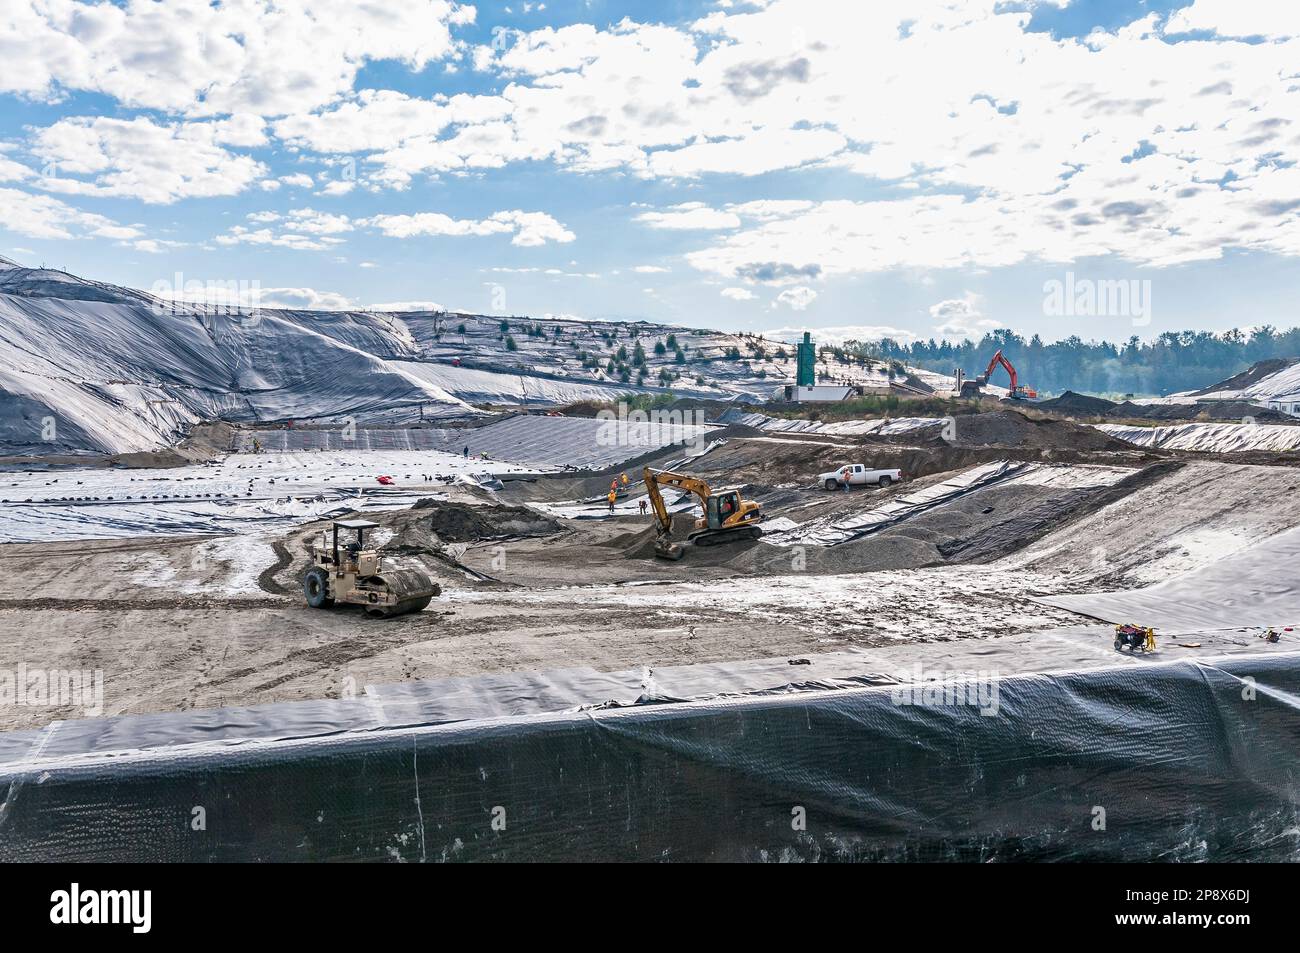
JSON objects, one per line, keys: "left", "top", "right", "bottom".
{"left": 1, "top": 0, "right": 474, "bottom": 117}
{"left": 6, "top": 0, "right": 1300, "bottom": 282}
{"left": 316, "top": 179, "right": 356, "bottom": 197}
{"left": 284, "top": 208, "right": 352, "bottom": 235}
{"left": 774, "top": 286, "right": 817, "bottom": 311}
{"left": 259, "top": 287, "right": 356, "bottom": 310}
{"left": 635, "top": 203, "right": 741, "bottom": 230}
{"left": 0, "top": 187, "right": 141, "bottom": 242}
{"left": 0, "top": 156, "right": 34, "bottom": 183}
{"left": 363, "top": 209, "right": 574, "bottom": 246}
{"left": 214, "top": 228, "right": 344, "bottom": 252}
{"left": 273, "top": 89, "right": 511, "bottom": 153}
{"left": 280, "top": 173, "right": 314, "bottom": 188}
{"left": 765, "top": 324, "right": 919, "bottom": 346}
{"left": 929, "top": 294, "right": 999, "bottom": 339}
{"left": 721, "top": 286, "right": 756, "bottom": 300}
{"left": 647, "top": 126, "right": 845, "bottom": 178}
{"left": 1166, "top": 1, "right": 1300, "bottom": 39}
{"left": 332, "top": 3, "right": 1300, "bottom": 270}
{"left": 634, "top": 265, "right": 670, "bottom": 273}
{"left": 369, "top": 300, "right": 445, "bottom": 312}
{"left": 30, "top": 116, "right": 266, "bottom": 204}
{"left": 214, "top": 208, "right": 354, "bottom": 249}
{"left": 130, "top": 238, "right": 187, "bottom": 254}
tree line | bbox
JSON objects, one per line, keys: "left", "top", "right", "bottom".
{"left": 836, "top": 326, "right": 1300, "bottom": 396}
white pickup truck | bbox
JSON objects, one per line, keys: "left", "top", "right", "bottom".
{"left": 818, "top": 464, "right": 904, "bottom": 491}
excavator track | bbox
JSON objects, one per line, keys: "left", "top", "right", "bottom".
{"left": 687, "top": 524, "right": 764, "bottom": 547}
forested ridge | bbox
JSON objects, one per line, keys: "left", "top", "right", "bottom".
{"left": 837, "top": 327, "right": 1300, "bottom": 396}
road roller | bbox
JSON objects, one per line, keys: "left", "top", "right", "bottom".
{"left": 303, "top": 519, "right": 439, "bottom": 618}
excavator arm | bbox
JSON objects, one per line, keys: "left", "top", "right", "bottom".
{"left": 982, "top": 349, "right": 1018, "bottom": 393}
{"left": 643, "top": 467, "right": 711, "bottom": 533}
{"left": 644, "top": 467, "right": 712, "bottom": 560}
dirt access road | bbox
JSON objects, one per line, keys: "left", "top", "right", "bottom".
{"left": 0, "top": 527, "right": 1085, "bottom": 730}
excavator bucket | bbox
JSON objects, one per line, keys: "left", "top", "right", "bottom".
{"left": 654, "top": 536, "right": 685, "bottom": 560}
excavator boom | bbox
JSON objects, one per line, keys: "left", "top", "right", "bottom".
{"left": 983, "top": 349, "right": 1018, "bottom": 393}
{"left": 968, "top": 348, "right": 1037, "bottom": 400}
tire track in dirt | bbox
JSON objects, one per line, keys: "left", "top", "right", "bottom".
{"left": 257, "top": 539, "right": 296, "bottom": 595}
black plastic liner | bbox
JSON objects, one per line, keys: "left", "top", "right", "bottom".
{"left": 1, "top": 652, "right": 1298, "bottom": 861}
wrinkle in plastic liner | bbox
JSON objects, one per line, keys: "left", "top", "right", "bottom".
{"left": 1037, "top": 523, "right": 1300, "bottom": 633}
{"left": 2, "top": 649, "right": 1298, "bottom": 861}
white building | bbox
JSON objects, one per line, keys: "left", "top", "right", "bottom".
{"left": 1265, "top": 394, "right": 1300, "bottom": 417}
{"left": 783, "top": 384, "right": 857, "bottom": 402}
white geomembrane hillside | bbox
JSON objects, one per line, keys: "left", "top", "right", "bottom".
{"left": 0, "top": 258, "right": 950, "bottom": 455}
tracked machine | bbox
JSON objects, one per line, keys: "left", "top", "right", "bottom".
{"left": 960, "top": 348, "right": 1038, "bottom": 400}
{"left": 303, "top": 519, "right": 439, "bottom": 618}
{"left": 643, "top": 467, "right": 764, "bottom": 560}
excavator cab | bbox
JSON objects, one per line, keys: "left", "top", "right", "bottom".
{"left": 706, "top": 491, "right": 741, "bottom": 529}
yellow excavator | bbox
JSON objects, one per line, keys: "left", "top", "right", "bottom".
{"left": 642, "top": 467, "right": 764, "bottom": 560}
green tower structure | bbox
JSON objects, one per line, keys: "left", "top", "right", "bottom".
{"left": 795, "top": 331, "right": 816, "bottom": 387}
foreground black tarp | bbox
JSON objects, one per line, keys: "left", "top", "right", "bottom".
{"left": 1, "top": 652, "right": 1298, "bottom": 861}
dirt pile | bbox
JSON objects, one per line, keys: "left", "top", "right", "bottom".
{"left": 1035, "top": 391, "right": 1117, "bottom": 416}
{"left": 614, "top": 512, "right": 700, "bottom": 559}
{"left": 949, "top": 411, "right": 1129, "bottom": 451}
{"left": 1111, "top": 400, "right": 1290, "bottom": 422}
{"left": 411, "top": 499, "right": 561, "bottom": 541}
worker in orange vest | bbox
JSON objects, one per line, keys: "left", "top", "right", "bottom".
{"left": 607, "top": 489, "right": 617, "bottom": 514}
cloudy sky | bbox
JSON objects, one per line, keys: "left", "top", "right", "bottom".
{"left": 1, "top": 0, "right": 1298, "bottom": 343}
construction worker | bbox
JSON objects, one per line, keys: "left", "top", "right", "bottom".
{"left": 620, "top": 472, "right": 629, "bottom": 487}
{"left": 463, "top": 445, "right": 469, "bottom": 458}
{"left": 607, "top": 489, "right": 617, "bottom": 514}
{"left": 639, "top": 498, "right": 649, "bottom": 516}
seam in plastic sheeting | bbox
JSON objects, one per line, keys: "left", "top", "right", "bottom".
{"left": 764, "top": 460, "right": 1030, "bottom": 547}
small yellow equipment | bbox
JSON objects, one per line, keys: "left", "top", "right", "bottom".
{"left": 1114, "top": 623, "right": 1156, "bottom": 653}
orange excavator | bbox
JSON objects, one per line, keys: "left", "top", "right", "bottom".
{"left": 960, "top": 349, "right": 1038, "bottom": 400}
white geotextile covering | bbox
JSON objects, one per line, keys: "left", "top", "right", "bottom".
{"left": 1200, "top": 361, "right": 1300, "bottom": 403}
{"left": 241, "top": 414, "right": 717, "bottom": 469}
{"left": 0, "top": 449, "right": 541, "bottom": 542}
{"left": 1097, "top": 422, "right": 1300, "bottom": 452}
{"left": 1036, "top": 523, "right": 1300, "bottom": 633}
{"left": 0, "top": 292, "right": 484, "bottom": 455}
{"left": 721, "top": 410, "right": 943, "bottom": 436}
{"left": 0, "top": 264, "right": 965, "bottom": 455}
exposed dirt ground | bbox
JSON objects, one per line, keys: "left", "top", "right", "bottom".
{"left": 4, "top": 418, "right": 1300, "bottom": 731}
